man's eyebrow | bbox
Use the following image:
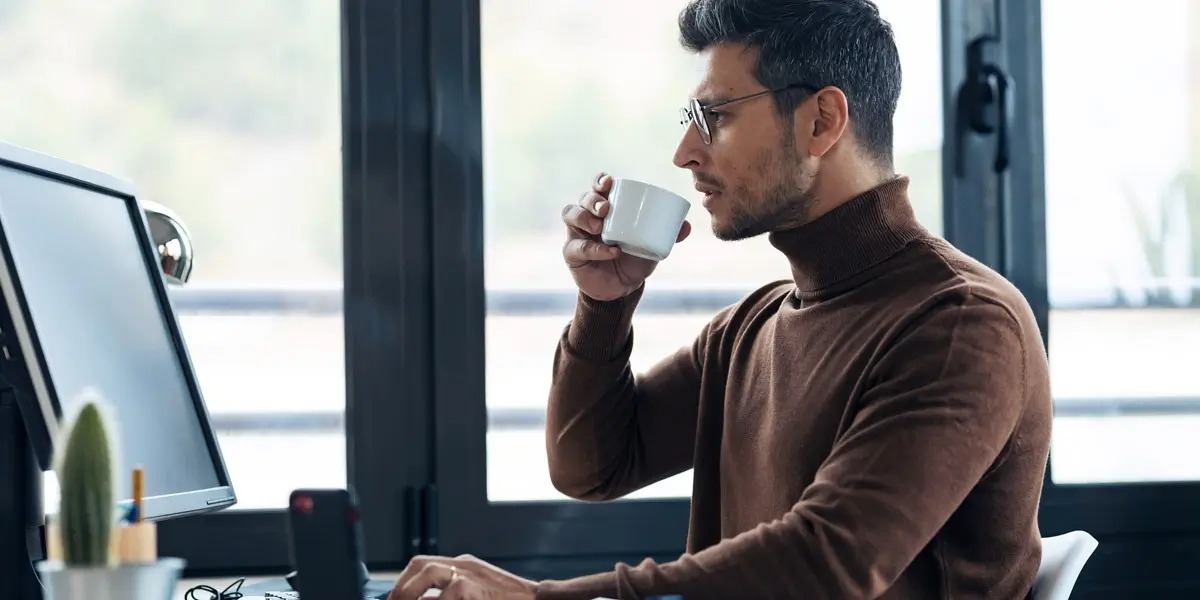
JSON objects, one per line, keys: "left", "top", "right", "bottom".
{"left": 696, "top": 94, "right": 732, "bottom": 107}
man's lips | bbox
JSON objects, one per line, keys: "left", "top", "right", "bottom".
{"left": 699, "top": 189, "right": 721, "bottom": 209}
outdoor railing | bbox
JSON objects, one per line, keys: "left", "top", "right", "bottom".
{"left": 169, "top": 283, "right": 1200, "bottom": 432}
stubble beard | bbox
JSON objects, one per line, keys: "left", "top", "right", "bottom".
{"left": 712, "top": 143, "right": 816, "bottom": 241}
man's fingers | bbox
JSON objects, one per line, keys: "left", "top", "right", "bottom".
{"left": 390, "top": 561, "right": 455, "bottom": 600}
{"left": 399, "top": 555, "right": 532, "bottom": 599}
{"left": 575, "top": 190, "right": 610, "bottom": 218}
{"left": 391, "top": 556, "right": 425, "bottom": 594}
{"left": 427, "top": 576, "right": 475, "bottom": 600}
{"left": 563, "top": 237, "right": 619, "bottom": 267}
{"left": 561, "top": 204, "right": 604, "bottom": 236}
{"left": 592, "top": 172, "right": 613, "bottom": 194}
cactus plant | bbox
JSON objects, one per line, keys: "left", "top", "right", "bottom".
{"left": 53, "top": 394, "right": 116, "bottom": 567}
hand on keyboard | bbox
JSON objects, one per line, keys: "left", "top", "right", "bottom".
{"left": 387, "top": 554, "right": 536, "bottom": 600}
{"left": 256, "top": 593, "right": 383, "bottom": 600}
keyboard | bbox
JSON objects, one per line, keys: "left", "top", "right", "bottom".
{"left": 260, "top": 592, "right": 386, "bottom": 600}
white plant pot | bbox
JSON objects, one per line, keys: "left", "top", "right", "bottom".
{"left": 37, "top": 558, "right": 185, "bottom": 600}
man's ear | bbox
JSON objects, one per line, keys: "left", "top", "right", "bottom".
{"left": 805, "top": 86, "right": 850, "bottom": 157}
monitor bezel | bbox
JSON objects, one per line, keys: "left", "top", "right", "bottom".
{"left": 0, "top": 141, "right": 236, "bottom": 520}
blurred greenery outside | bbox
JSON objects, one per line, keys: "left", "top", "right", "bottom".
{"left": 0, "top": 1, "right": 1198, "bottom": 293}
{"left": 0, "top": 0, "right": 947, "bottom": 507}
{"left": 0, "top": 0, "right": 342, "bottom": 285}
{"left": 0, "top": 0, "right": 943, "bottom": 291}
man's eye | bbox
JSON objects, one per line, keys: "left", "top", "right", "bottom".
{"left": 706, "top": 111, "right": 725, "bottom": 124}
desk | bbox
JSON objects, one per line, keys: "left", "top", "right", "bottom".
{"left": 175, "top": 575, "right": 271, "bottom": 599}
{"left": 175, "top": 574, "right": 400, "bottom": 599}
{"left": 175, "top": 575, "right": 620, "bottom": 600}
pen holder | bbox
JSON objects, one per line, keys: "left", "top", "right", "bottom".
{"left": 45, "top": 520, "right": 158, "bottom": 564}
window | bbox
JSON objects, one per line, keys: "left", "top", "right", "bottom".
{"left": 0, "top": 1, "right": 344, "bottom": 510}
{"left": 16, "top": 0, "right": 1198, "bottom": 589}
{"left": 482, "top": 0, "right": 944, "bottom": 502}
{"left": 1043, "top": 0, "right": 1200, "bottom": 484}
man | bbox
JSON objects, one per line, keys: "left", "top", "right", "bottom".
{"left": 390, "top": 0, "right": 1052, "bottom": 598}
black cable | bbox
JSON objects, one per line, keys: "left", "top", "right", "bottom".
{"left": 184, "top": 577, "right": 246, "bottom": 600}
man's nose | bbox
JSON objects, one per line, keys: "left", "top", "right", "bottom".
{"left": 673, "top": 122, "right": 706, "bottom": 170}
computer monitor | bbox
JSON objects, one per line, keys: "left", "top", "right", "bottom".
{"left": 0, "top": 142, "right": 236, "bottom": 599}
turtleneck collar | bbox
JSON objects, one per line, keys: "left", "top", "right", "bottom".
{"left": 767, "top": 176, "right": 926, "bottom": 297}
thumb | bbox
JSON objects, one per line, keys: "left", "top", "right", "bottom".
{"left": 675, "top": 219, "right": 692, "bottom": 243}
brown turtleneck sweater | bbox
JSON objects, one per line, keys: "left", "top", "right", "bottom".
{"left": 535, "top": 177, "right": 1052, "bottom": 600}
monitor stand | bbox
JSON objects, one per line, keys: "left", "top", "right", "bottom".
{"left": 0, "top": 384, "right": 46, "bottom": 600}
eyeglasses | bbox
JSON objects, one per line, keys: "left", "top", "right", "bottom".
{"left": 679, "top": 83, "right": 815, "bottom": 145}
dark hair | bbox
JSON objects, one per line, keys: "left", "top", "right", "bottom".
{"left": 678, "top": 0, "right": 901, "bottom": 165}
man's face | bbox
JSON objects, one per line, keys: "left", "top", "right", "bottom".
{"left": 673, "top": 44, "right": 817, "bottom": 241}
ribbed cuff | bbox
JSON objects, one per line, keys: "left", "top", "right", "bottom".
{"left": 564, "top": 285, "right": 644, "bottom": 362}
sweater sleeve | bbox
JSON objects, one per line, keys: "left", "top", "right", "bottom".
{"left": 536, "top": 294, "right": 1036, "bottom": 600}
{"left": 544, "top": 285, "right": 709, "bottom": 501}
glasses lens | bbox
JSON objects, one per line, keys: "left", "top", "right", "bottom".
{"left": 691, "top": 99, "right": 711, "bottom": 144}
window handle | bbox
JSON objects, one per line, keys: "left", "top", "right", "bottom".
{"left": 964, "top": 35, "right": 1014, "bottom": 174}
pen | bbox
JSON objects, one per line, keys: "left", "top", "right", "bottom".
{"left": 132, "top": 466, "right": 144, "bottom": 523}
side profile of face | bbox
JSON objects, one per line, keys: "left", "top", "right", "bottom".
{"left": 673, "top": 43, "right": 851, "bottom": 241}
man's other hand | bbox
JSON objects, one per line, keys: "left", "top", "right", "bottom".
{"left": 387, "top": 554, "right": 537, "bottom": 600}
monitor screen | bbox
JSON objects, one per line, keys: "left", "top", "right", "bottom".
{"left": 0, "top": 146, "right": 234, "bottom": 520}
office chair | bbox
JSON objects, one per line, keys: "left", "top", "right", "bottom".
{"left": 1032, "top": 531, "right": 1099, "bottom": 600}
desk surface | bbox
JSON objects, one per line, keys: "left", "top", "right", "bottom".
{"left": 175, "top": 574, "right": 401, "bottom": 599}
{"left": 174, "top": 575, "right": 620, "bottom": 600}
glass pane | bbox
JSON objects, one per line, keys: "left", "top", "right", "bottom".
{"left": 483, "top": 0, "right": 943, "bottom": 502}
{"left": 1044, "top": 0, "right": 1200, "bottom": 484}
{"left": 0, "top": 0, "right": 343, "bottom": 509}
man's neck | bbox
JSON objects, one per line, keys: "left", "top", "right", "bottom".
{"left": 767, "top": 176, "right": 923, "bottom": 295}
{"left": 804, "top": 166, "right": 895, "bottom": 226}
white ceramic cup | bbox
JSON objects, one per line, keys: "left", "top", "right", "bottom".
{"left": 601, "top": 179, "right": 691, "bottom": 261}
